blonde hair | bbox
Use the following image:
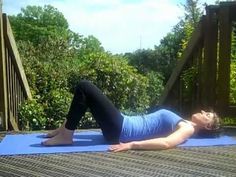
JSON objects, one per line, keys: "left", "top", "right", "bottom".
{"left": 210, "top": 112, "right": 220, "bottom": 130}
{"left": 196, "top": 112, "right": 221, "bottom": 138}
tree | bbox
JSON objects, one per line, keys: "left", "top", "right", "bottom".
{"left": 154, "top": 21, "right": 186, "bottom": 82}
{"left": 9, "top": 5, "right": 69, "bottom": 46}
{"left": 125, "top": 49, "right": 157, "bottom": 74}
{"left": 183, "top": 0, "right": 202, "bottom": 28}
{"left": 230, "top": 23, "right": 236, "bottom": 104}
{"left": 10, "top": 5, "right": 165, "bottom": 130}
{"left": 180, "top": 0, "right": 203, "bottom": 52}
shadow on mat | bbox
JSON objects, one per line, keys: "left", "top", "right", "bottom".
{"left": 31, "top": 134, "right": 109, "bottom": 147}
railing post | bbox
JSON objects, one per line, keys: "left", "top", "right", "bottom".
{"left": 0, "top": 0, "right": 8, "bottom": 130}
{"left": 201, "top": 6, "right": 218, "bottom": 109}
{"left": 217, "top": 4, "right": 232, "bottom": 116}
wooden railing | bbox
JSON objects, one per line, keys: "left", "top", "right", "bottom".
{"left": 0, "top": 4, "right": 32, "bottom": 130}
{"left": 159, "top": 2, "right": 236, "bottom": 117}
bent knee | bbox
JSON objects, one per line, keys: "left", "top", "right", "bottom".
{"left": 75, "top": 80, "right": 93, "bottom": 92}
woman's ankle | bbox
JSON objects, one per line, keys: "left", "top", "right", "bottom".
{"left": 60, "top": 127, "right": 74, "bottom": 138}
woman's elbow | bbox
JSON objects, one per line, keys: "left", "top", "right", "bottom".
{"left": 160, "top": 140, "right": 178, "bottom": 150}
{"left": 159, "top": 141, "right": 172, "bottom": 150}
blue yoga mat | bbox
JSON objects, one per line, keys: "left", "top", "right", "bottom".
{"left": 0, "top": 131, "right": 236, "bottom": 156}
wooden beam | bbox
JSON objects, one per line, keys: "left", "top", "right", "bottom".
{"left": 217, "top": 5, "right": 232, "bottom": 113}
{"left": 9, "top": 111, "right": 19, "bottom": 131}
{"left": 159, "top": 17, "right": 204, "bottom": 105}
{"left": 2, "top": 14, "right": 32, "bottom": 100}
{"left": 0, "top": 0, "right": 8, "bottom": 130}
{"left": 201, "top": 7, "right": 218, "bottom": 108}
{"left": 220, "top": 2, "right": 236, "bottom": 21}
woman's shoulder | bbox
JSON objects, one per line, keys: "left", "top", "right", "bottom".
{"left": 177, "top": 120, "right": 195, "bottom": 132}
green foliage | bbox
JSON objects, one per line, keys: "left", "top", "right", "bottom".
{"left": 78, "top": 35, "right": 105, "bottom": 57}
{"left": 11, "top": 4, "right": 166, "bottom": 130}
{"left": 79, "top": 112, "right": 99, "bottom": 129}
{"left": 44, "top": 89, "right": 72, "bottom": 129}
{"left": 146, "top": 71, "right": 164, "bottom": 106}
{"left": 17, "top": 38, "right": 74, "bottom": 129}
{"left": 230, "top": 23, "right": 236, "bottom": 104}
{"left": 9, "top": 5, "right": 69, "bottom": 46}
{"left": 221, "top": 117, "right": 236, "bottom": 126}
{"left": 232, "top": 23, "right": 236, "bottom": 60}
{"left": 16, "top": 39, "right": 71, "bottom": 97}
{"left": 180, "top": 66, "right": 198, "bottom": 102}
{"left": 182, "top": 0, "right": 202, "bottom": 27}
{"left": 14, "top": 1, "right": 208, "bottom": 130}
{"left": 154, "top": 27, "right": 185, "bottom": 82}
{"left": 230, "top": 61, "right": 236, "bottom": 104}
{"left": 68, "top": 53, "right": 151, "bottom": 113}
{"left": 18, "top": 99, "right": 46, "bottom": 130}
{"left": 126, "top": 49, "right": 157, "bottom": 74}
{"left": 125, "top": 25, "right": 185, "bottom": 83}
{"left": 179, "top": 0, "right": 203, "bottom": 57}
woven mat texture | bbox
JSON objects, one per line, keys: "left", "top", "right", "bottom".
{"left": 0, "top": 132, "right": 236, "bottom": 177}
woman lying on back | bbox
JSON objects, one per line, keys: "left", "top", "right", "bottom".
{"left": 42, "top": 80, "right": 220, "bottom": 152}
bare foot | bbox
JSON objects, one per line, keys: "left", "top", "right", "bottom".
{"left": 44, "top": 127, "right": 61, "bottom": 138}
{"left": 44, "top": 120, "right": 67, "bottom": 138}
{"left": 42, "top": 128, "right": 74, "bottom": 146}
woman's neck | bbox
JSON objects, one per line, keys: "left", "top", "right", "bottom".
{"left": 185, "top": 120, "right": 201, "bottom": 133}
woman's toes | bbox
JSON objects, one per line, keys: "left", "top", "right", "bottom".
{"left": 42, "top": 137, "right": 73, "bottom": 146}
{"left": 44, "top": 129, "right": 60, "bottom": 138}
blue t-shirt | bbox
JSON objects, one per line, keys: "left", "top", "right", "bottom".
{"left": 119, "top": 109, "right": 183, "bottom": 142}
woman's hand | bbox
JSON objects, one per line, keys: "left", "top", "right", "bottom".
{"left": 109, "top": 142, "right": 133, "bottom": 152}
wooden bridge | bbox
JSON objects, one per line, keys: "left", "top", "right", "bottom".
{"left": 159, "top": 1, "right": 236, "bottom": 118}
{"left": 0, "top": 1, "right": 236, "bottom": 131}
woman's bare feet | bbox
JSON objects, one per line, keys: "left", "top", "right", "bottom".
{"left": 42, "top": 127, "right": 74, "bottom": 146}
{"left": 44, "top": 127, "right": 61, "bottom": 138}
{"left": 44, "top": 120, "right": 67, "bottom": 138}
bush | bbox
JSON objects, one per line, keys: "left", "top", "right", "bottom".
{"left": 230, "top": 61, "right": 236, "bottom": 104}
{"left": 18, "top": 99, "right": 46, "bottom": 130}
{"left": 68, "top": 52, "right": 151, "bottom": 114}
{"left": 146, "top": 71, "right": 164, "bottom": 107}
{"left": 43, "top": 89, "right": 73, "bottom": 129}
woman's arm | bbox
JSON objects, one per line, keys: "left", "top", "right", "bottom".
{"left": 109, "top": 121, "right": 194, "bottom": 152}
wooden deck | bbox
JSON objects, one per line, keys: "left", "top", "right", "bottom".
{"left": 0, "top": 131, "right": 236, "bottom": 177}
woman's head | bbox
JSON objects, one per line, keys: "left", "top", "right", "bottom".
{"left": 191, "top": 110, "right": 220, "bottom": 130}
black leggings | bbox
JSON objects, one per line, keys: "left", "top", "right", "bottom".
{"left": 65, "top": 80, "right": 124, "bottom": 143}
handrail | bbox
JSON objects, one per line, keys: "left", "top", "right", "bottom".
{"left": 159, "top": 16, "right": 204, "bottom": 105}
{"left": 0, "top": 12, "right": 32, "bottom": 131}
{"left": 159, "top": 2, "right": 236, "bottom": 117}
{"left": 3, "top": 14, "right": 32, "bottom": 99}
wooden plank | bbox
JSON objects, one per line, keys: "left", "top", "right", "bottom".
{"left": 2, "top": 14, "right": 32, "bottom": 100}
{"left": 201, "top": 7, "right": 218, "bottom": 108}
{"left": 9, "top": 54, "right": 13, "bottom": 113}
{"left": 13, "top": 70, "right": 16, "bottom": 118}
{"left": 220, "top": 2, "right": 236, "bottom": 20}
{"left": 159, "top": 17, "right": 205, "bottom": 105}
{"left": 217, "top": 6, "right": 232, "bottom": 113}
{"left": 229, "top": 3, "right": 236, "bottom": 21}
{"left": 220, "top": 1, "right": 236, "bottom": 7}
{"left": 6, "top": 48, "right": 11, "bottom": 114}
{"left": 0, "top": 0, "right": 8, "bottom": 130}
{"left": 196, "top": 45, "right": 203, "bottom": 108}
{"left": 191, "top": 49, "right": 199, "bottom": 110}
{"left": 9, "top": 111, "right": 19, "bottom": 131}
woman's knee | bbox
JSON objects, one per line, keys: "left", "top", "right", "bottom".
{"left": 78, "top": 80, "right": 92, "bottom": 86}
{"left": 76, "top": 80, "right": 92, "bottom": 90}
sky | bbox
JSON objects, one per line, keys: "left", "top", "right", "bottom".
{"left": 2, "top": 0, "right": 217, "bottom": 54}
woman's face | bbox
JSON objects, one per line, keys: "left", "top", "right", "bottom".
{"left": 191, "top": 110, "right": 214, "bottom": 130}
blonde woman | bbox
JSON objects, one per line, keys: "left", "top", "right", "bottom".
{"left": 42, "top": 80, "right": 220, "bottom": 152}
